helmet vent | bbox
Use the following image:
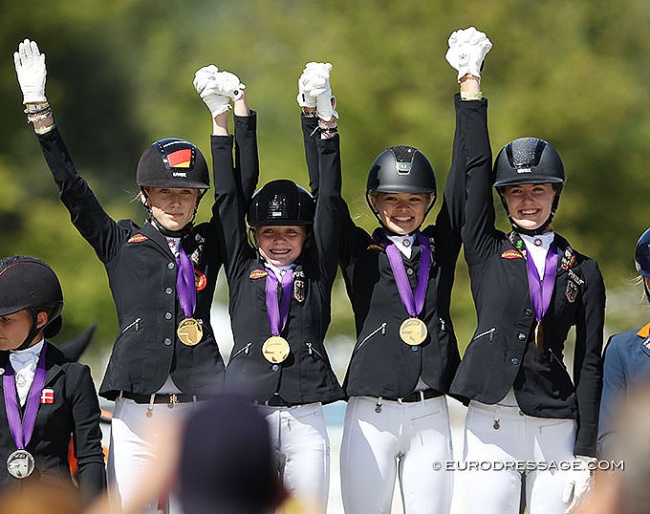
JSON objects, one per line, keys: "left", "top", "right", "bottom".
{"left": 507, "top": 138, "right": 545, "bottom": 169}
{"left": 391, "top": 146, "right": 415, "bottom": 175}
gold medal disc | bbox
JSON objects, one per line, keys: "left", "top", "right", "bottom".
{"left": 399, "top": 318, "right": 428, "bottom": 346}
{"left": 262, "top": 336, "right": 290, "bottom": 364}
{"left": 177, "top": 318, "right": 203, "bottom": 346}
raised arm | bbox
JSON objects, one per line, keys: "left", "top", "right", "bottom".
{"left": 444, "top": 28, "right": 499, "bottom": 265}
{"left": 14, "top": 39, "right": 125, "bottom": 262}
{"left": 194, "top": 65, "right": 255, "bottom": 279}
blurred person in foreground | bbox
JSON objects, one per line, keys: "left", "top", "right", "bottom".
{"left": 573, "top": 380, "right": 650, "bottom": 514}
{"left": 598, "top": 227, "right": 650, "bottom": 457}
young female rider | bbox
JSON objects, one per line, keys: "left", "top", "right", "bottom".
{"left": 299, "top": 37, "right": 490, "bottom": 513}
{"left": 194, "top": 63, "right": 344, "bottom": 513}
{"left": 14, "top": 40, "right": 232, "bottom": 514}
{"left": 0, "top": 256, "right": 105, "bottom": 504}
{"left": 446, "top": 29, "right": 605, "bottom": 514}
{"left": 598, "top": 227, "right": 650, "bottom": 458}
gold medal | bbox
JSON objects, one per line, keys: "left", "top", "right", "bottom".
{"left": 177, "top": 318, "right": 203, "bottom": 346}
{"left": 399, "top": 318, "right": 428, "bottom": 346}
{"left": 262, "top": 336, "right": 290, "bottom": 363}
{"left": 7, "top": 449, "right": 34, "bottom": 479}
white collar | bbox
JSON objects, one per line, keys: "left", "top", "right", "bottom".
{"left": 10, "top": 339, "right": 45, "bottom": 368}
{"left": 264, "top": 262, "right": 295, "bottom": 280}
{"left": 387, "top": 233, "right": 416, "bottom": 258}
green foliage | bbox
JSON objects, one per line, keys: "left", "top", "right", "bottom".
{"left": 2, "top": 0, "right": 650, "bottom": 357}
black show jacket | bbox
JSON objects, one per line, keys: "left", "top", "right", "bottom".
{"left": 303, "top": 97, "right": 475, "bottom": 399}
{"left": 0, "top": 343, "right": 106, "bottom": 503}
{"left": 36, "top": 127, "right": 225, "bottom": 399}
{"left": 449, "top": 97, "right": 605, "bottom": 457}
{"left": 213, "top": 114, "right": 344, "bottom": 405}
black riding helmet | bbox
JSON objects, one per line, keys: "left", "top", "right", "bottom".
{"left": 635, "top": 228, "right": 650, "bottom": 302}
{"left": 366, "top": 145, "right": 436, "bottom": 230}
{"left": 247, "top": 180, "right": 315, "bottom": 227}
{"left": 493, "top": 137, "right": 565, "bottom": 235}
{"left": 137, "top": 138, "right": 209, "bottom": 236}
{"left": 137, "top": 138, "right": 210, "bottom": 190}
{"left": 0, "top": 256, "right": 64, "bottom": 351}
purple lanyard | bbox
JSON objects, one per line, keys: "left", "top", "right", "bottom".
{"left": 382, "top": 232, "right": 431, "bottom": 318}
{"left": 176, "top": 245, "right": 197, "bottom": 318}
{"left": 526, "top": 241, "right": 558, "bottom": 325}
{"left": 265, "top": 270, "right": 294, "bottom": 336}
{"left": 3, "top": 345, "right": 47, "bottom": 450}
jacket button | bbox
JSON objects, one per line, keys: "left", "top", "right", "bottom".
{"left": 165, "top": 287, "right": 173, "bottom": 295}
{"left": 164, "top": 338, "right": 172, "bottom": 346}
{"left": 525, "top": 308, "right": 533, "bottom": 316}
{"left": 411, "top": 346, "right": 419, "bottom": 352}
{"left": 518, "top": 333, "right": 527, "bottom": 341}
{"left": 165, "top": 312, "right": 172, "bottom": 320}
{"left": 511, "top": 357, "right": 520, "bottom": 365}
{"left": 168, "top": 262, "right": 175, "bottom": 270}
{"left": 519, "top": 410, "right": 525, "bottom": 417}
{"left": 406, "top": 268, "right": 414, "bottom": 276}
{"left": 272, "top": 365, "right": 280, "bottom": 372}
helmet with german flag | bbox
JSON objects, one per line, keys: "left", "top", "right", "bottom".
{"left": 136, "top": 138, "right": 209, "bottom": 189}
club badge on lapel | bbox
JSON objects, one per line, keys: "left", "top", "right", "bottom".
{"left": 40, "top": 388, "right": 54, "bottom": 404}
{"left": 565, "top": 269, "right": 584, "bottom": 303}
{"left": 293, "top": 271, "right": 306, "bottom": 303}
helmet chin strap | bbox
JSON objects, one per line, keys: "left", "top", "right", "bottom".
{"left": 15, "top": 310, "right": 43, "bottom": 352}
{"left": 509, "top": 213, "right": 554, "bottom": 236}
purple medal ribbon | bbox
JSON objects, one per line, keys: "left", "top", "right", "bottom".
{"left": 382, "top": 232, "right": 431, "bottom": 318}
{"left": 525, "top": 241, "right": 558, "bottom": 350}
{"left": 176, "top": 245, "right": 197, "bottom": 318}
{"left": 3, "top": 345, "right": 47, "bottom": 451}
{"left": 265, "top": 270, "right": 294, "bottom": 336}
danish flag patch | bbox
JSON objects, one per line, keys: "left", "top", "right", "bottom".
{"left": 128, "top": 234, "right": 148, "bottom": 244}
{"left": 501, "top": 250, "right": 523, "bottom": 260}
{"left": 40, "top": 389, "right": 54, "bottom": 404}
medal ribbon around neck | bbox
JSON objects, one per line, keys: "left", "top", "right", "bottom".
{"left": 3, "top": 345, "right": 47, "bottom": 451}
{"left": 525, "top": 240, "right": 558, "bottom": 350}
{"left": 176, "top": 245, "right": 197, "bottom": 318}
{"left": 381, "top": 231, "right": 431, "bottom": 318}
{"left": 265, "top": 270, "right": 294, "bottom": 336}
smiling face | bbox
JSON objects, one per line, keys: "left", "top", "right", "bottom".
{"left": 143, "top": 187, "right": 202, "bottom": 232}
{"left": 0, "top": 309, "right": 47, "bottom": 351}
{"left": 369, "top": 192, "right": 432, "bottom": 235}
{"left": 254, "top": 225, "right": 308, "bottom": 267}
{"left": 501, "top": 183, "right": 556, "bottom": 231}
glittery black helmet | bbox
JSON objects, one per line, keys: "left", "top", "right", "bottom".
{"left": 493, "top": 137, "right": 565, "bottom": 189}
{"left": 635, "top": 228, "right": 650, "bottom": 302}
{"left": 247, "top": 180, "right": 315, "bottom": 227}
{"left": 136, "top": 138, "right": 209, "bottom": 190}
{"left": 0, "top": 256, "right": 64, "bottom": 342}
{"left": 366, "top": 145, "right": 437, "bottom": 197}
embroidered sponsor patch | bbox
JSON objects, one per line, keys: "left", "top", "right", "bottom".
{"left": 367, "top": 243, "right": 384, "bottom": 252}
{"left": 249, "top": 269, "right": 268, "bottom": 280}
{"left": 40, "top": 388, "right": 54, "bottom": 404}
{"left": 128, "top": 234, "right": 148, "bottom": 243}
{"left": 194, "top": 269, "right": 207, "bottom": 291}
{"left": 501, "top": 250, "right": 523, "bottom": 259}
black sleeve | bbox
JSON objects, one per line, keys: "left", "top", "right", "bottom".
{"left": 457, "top": 96, "right": 500, "bottom": 264}
{"left": 68, "top": 364, "right": 107, "bottom": 503}
{"left": 573, "top": 260, "right": 606, "bottom": 457}
{"left": 36, "top": 127, "right": 127, "bottom": 263}
{"left": 234, "top": 112, "right": 260, "bottom": 209}
{"left": 212, "top": 123, "right": 256, "bottom": 281}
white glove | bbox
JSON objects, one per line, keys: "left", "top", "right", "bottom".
{"left": 193, "top": 65, "right": 246, "bottom": 117}
{"left": 296, "top": 62, "right": 338, "bottom": 121}
{"left": 14, "top": 38, "right": 47, "bottom": 104}
{"left": 445, "top": 27, "right": 492, "bottom": 83}
{"left": 562, "top": 455, "right": 595, "bottom": 513}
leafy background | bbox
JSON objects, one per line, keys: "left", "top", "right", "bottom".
{"left": 1, "top": 0, "right": 649, "bottom": 373}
